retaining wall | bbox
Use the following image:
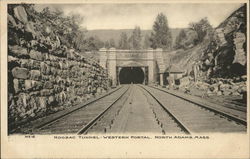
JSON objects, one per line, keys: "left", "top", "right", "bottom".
{"left": 7, "top": 5, "right": 110, "bottom": 128}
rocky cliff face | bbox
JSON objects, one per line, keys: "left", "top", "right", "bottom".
{"left": 199, "top": 4, "right": 247, "bottom": 79}
{"left": 8, "top": 5, "right": 110, "bottom": 130}
{"left": 168, "top": 4, "right": 247, "bottom": 99}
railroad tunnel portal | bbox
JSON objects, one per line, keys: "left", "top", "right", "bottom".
{"left": 119, "top": 67, "right": 145, "bottom": 84}
{"left": 99, "top": 48, "right": 167, "bottom": 86}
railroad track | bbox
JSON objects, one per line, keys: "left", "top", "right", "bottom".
{"left": 32, "top": 85, "right": 130, "bottom": 134}
{"left": 138, "top": 86, "right": 191, "bottom": 134}
{"left": 30, "top": 84, "right": 246, "bottom": 134}
{"left": 85, "top": 84, "right": 193, "bottom": 134}
{"left": 32, "top": 84, "right": 193, "bottom": 134}
{"left": 78, "top": 86, "right": 133, "bottom": 134}
{"left": 206, "top": 96, "right": 246, "bottom": 112}
{"left": 140, "top": 85, "right": 247, "bottom": 133}
{"left": 150, "top": 85, "right": 247, "bottom": 123}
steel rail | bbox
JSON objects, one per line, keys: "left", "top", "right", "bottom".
{"left": 34, "top": 86, "right": 124, "bottom": 130}
{"left": 77, "top": 85, "right": 130, "bottom": 135}
{"left": 148, "top": 85, "right": 247, "bottom": 126}
{"left": 139, "top": 85, "right": 192, "bottom": 134}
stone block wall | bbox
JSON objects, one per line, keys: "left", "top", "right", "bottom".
{"left": 8, "top": 45, "right": 110, "bottom": 126}
{"left": 7, "top": 5, "right": 110, "bottom": 129}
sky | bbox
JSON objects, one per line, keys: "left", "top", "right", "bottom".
{"left": 34, "top": 3, "right": 243, "bottom": 30}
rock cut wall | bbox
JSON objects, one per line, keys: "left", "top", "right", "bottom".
{"left": 199, "top": 4, "right": 247, "bottom": 78}
{"left": 7, "top": 5, "right": 110, "bottom": 130}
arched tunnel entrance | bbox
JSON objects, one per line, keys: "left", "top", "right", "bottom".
{"left": 119, "top": 67, "right": 145, "bottom": 84}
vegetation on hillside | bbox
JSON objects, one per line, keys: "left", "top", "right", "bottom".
{"left": 143, "top": 34, "right": 151, "bottom": 49}
{"left": 117, "top": 26, "right": 143, "bottom": 50}
{"left": 174, "top": 17, "right": 214, "bottom": 50}
{"left": 118, "top": 32, "right": 129, "bottom": 49}
{"left": 129, "top": 26, "right": 142, "bottom": 50}
{"left": 116, "top": 13, "right": 173, "bottom": 50}
{"left": 104, "top": 38, "right": 116, "bottom": 49}
{"left": 8, "top": 4, "right": 104, "bottom": 53}
{"left": 150, "top": 13, "right": 172, "bottom": 50}
{"left": 86, "top": 28, "right": 181, "bottom": 48}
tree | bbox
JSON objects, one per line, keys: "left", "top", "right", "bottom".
{"left": 143, "top": 34, "right": 151, "bottom": 49}
{"left": 104, "top": 38, "right": 116, "bottom": 49}
{"left": 174, "top": 29, "right": 187, "bottom": 49}
{"left": 184, "top": 30, "right": 199, "bottom": 48}
{"left": 74, "top": 30, "right": 86, "bottom": 51}
{"left": 38, "top": 7, "right": 86, "bottom": 49}
{"left": 109, "top": 38, "right": 116, "bottom": 48}
{"left": 118, "top": 32, "right": 129, "bottom": 49}
{"left": 189, "top": 17, "right": 213, "bottom": 44}
{"left": 104, "top": 41, "right": 110, "bottom": 48}
{"left": 150, "top": 13, "right": 172, "bottom": 50}
{"left": 129, "top": 26, "right": 142, "bottom": 50}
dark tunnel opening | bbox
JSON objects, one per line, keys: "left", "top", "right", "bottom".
{"left": 119, "top": 67, "right": 144, "bottom": 84}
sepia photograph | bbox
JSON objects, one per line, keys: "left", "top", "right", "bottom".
{"left": 1, "top": 0, "right": 249, "bottom": 158}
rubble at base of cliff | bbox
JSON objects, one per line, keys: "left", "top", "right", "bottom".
{"left": 173, "top": 75, "right": 247, "bottom": 103}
